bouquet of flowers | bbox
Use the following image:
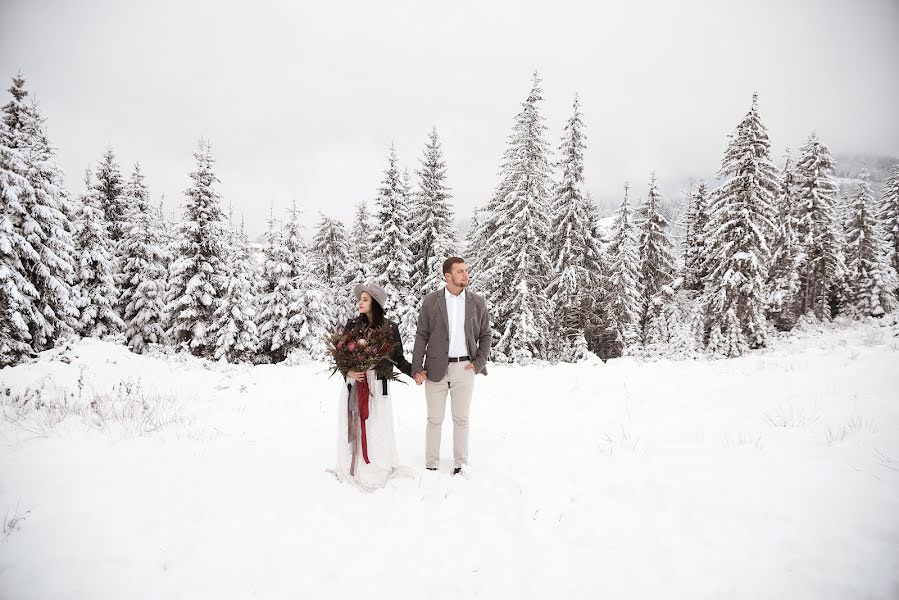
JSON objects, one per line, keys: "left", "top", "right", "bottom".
{"left": 326, "top": 324, "right": 398, "bottom": 381}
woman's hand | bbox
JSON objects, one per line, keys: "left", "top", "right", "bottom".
{"left": 347, "top": 370, "right": 365, "bottom": 383}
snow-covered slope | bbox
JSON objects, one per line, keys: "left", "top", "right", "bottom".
{"left": 1, "top": 317, "right": 897, "bottom": 599}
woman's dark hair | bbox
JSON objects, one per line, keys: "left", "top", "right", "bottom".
{"left": 365, "top": 298, "right": 385, "bottom": 328}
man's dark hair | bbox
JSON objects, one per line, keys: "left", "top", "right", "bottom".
{"left": 443, "top": 256, "right": 466, "bottom": 275}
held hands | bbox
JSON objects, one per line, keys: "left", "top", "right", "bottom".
{"left": 347, "top": 370, "right": 365, "bottom": 383}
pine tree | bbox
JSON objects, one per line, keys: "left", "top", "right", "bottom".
{"left": 73, "top": 170, "right": 124, "bottom": 338}
{"left": 211, "top": 218, "right": 259, "bottom": 362}
{"left": 311, "top": 213, "right": 348, "bottom": 286}
{"left": 881, "top": 163, "right": 899, "bottom": 295}
{"left": 767, "top": 151, "right": 803, "bottom": 329}
{"left": 605, "top": 183, "right": 643, "bottom": 351}
{"left": 578, "top": 204, "right": 608, "bottom": 352}
{"left": 256, "top": 203, "right": 329, "bottom": 362}
{"left": 369, "top": 144, "right": 417, "bottom": 341}
{"left": 834, "top": 187, "right": 854, "bottom": 306}
{"left": 644, "top": 280, "right": 695, "bottom": 359}
{"left": 120, "top": 168, "right": 169, "bottom": 353}
{"left": 682, "top": 179, "right": 711, "bottom": 291}
{"left": 793, "top": 132, "right": 845, "bottom": 320}
{"left": 2, "top": 74, "right": 78, "bottom": 351}
{"left": 843, "top": 170, "right": 897, "bottom": 316}
{"left": 706, "top": 307, "right": 746, "bottom": 360}
{"left": 702, "top": 93, "right": 778, "bottom": 356}
{"left": 117, "top": 163, "right": 151, "bottom": 315}
{"left": 282, "top": 202, "right": 329, "bottom": 360}
{"left": 478, "top": 72, "right": 554, "bottom": 362}
{"left": 1, "top": 74, "right": 32, "bottom": 144}
{"left": 546, "top": 95, "right": 605, "bottom": 357}
{"left": 346, "top": 201, "right": 372, "bottom": 287}
{"left": 165, "top": 140, "right": 229, "bottom": 357}
{"left": 464, "top": 206, "right": 483, "bottom": 270}
{"left": 150, "top": 198, "right": 170, "bottom": 271}
{"left": 637, "top": 172, "right": 676, "bottom": 334}
{"left": 255, "top": 211, "right": 290, "bottom": 361}
{"left": 310, "top": 213, "right": 350, "bottom": 333}
{"left": 342, "top": 201, "right": 373, "bottom": 322}
{"left": 93, "top": 147, "right": 128, "bottom": 243}
{"left": 410, "top": 126, "right": 456, "bottom": 299}
{"left": 0, "top": 120, "right": 38, "bottom": 365}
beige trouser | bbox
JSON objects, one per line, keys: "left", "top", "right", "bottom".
{"left": 425, "top": 361, "right": 475, "bottom": 469}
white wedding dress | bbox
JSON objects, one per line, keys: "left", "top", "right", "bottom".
{"left": 336, "top": 369, "right": 407, "bottom": 491}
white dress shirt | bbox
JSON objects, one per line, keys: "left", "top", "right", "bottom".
{"left": 444, "top": 287, "right": 468, "bottom": 358}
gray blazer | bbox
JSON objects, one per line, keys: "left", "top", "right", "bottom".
{"left": 411, "top": 288, "right": 492, "bottom": 382}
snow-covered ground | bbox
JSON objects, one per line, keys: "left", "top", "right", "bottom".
{"left": 1, "top": 317, "right": 898, "bottom": 599}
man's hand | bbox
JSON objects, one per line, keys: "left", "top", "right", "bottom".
{"left": 464, "top": 362, "right": 476, "bottom": 372}
{"left": 414, "top": 371, "right": 427, "bottom": 385}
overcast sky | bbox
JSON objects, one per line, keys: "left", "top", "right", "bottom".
{"left": 2, "top": 0, "right": 897, "bottom": 238}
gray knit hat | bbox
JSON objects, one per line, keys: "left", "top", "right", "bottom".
{"left": 353, "top": 282, "right": 387, "bottom": 309}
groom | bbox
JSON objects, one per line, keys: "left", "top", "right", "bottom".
{"left": 411, "top": 257, "right": 492, "bottom": 475}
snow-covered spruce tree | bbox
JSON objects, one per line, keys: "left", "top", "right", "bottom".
{"left": 165, "top": 140, "right": 229, "bottom": 357}
{"left": 159, "top": 199, "right": 178, "bottom": 275}
{"left": 73, "top": 170, "right": 124, "bottom": 338}
{"left": 464, "top": 206, "right": 500, "bottom": 303}
{"left": 2, "top": 74, "right": 78, "bottom": 351}
{"left": 22, "top": 105, "right": 79, "bottom": 345}
{"left": 256, "top": 203, "right": 329, "bottom": 362}
{"left": 311, "top": 213, "right": 348, "bottom": 287}
{"left": 0, "top": 75, "right": 32, "bottom": 141}
{"left": 605, "top": 182, "right": 644, "bottom": 352}
{"left": 644, "top": 278, "right": 696, "bottom": 359}
{"left": 580, "top": 191, "right": 609, "bottom": 350}
{"left": 478, "top": 72, "right": 554, "bottom": 362}
{"left": 833, "top": 187, "right": 854, "bottom": 306}
{"left": 369, "top": 144, "right": 417, "bottom": 342}
{"left": 282, "top": 202, "right": 330, "bottom": 361}
{"left": 410, "top": 126, "right": 456, "bottom": 299}
{"left": 546, "top": 94, "right": 605, "bottom": 358}
{"left": 843, "top": 170, "right": 897, "bottom": 317}
{"left": 682, "top": 178, "right": 711, "bottom": 291}
{"left": 255, "top": 210, "right": 288, "bottom": 361}
{"left": 93, "top": 147, "right": 128, "bottom": 244}
{"left": 702, "top": 93, "right": 778, "bottom": 356}
{"left": 881, "top": 162, "right": 899, "bottom": 295}
{"left": 211, "top": 218, "right": 259, "bottom": 362}
{"left": 288, "top": 271, "right": 330, "bottom": 361}
{"left": 766, "top": 151, "right": 803, "bottom": 330}
{"left": 0, "top": 119, "right": 38, "bottom": 365}
{"left": 637, "top": 172, "right": 676, "bottom": 336}
{"left": 347, "top": 201, "right": 372, "bottom": 285}
{"left": 706, "top": 306, "right": 746, "bottom": 360}
{"left": 461, "top": 206, "right": 501, "bottom": 331}
{"left": 117, "top": 163, "right": 151, "bottom": 314}
{"left": 121, "top": 168, "right": 170, "bottom": 353}
{"left": 793, "top": 132, "right": 845, "bottom": 320}
{"left": 464, "top": 206, "right": 483, "bottom": 271}
{"left": 310, "top": 212, "right": 351, "bottom": 333}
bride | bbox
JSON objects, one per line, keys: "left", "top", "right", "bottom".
{"left": 336, "top": 282, "right": 414, "bottom": 491}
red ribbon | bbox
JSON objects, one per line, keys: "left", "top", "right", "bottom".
{"left": 357, "top": 376, "right": 371, "bottom": 464}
